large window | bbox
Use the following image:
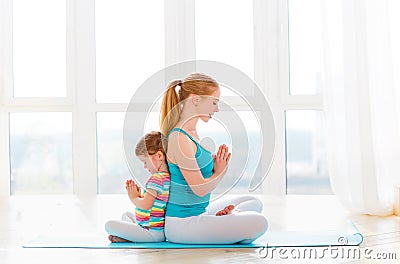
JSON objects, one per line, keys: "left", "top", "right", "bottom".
{"left": 5, "top": 0, "right": 70, "bottom": 195}
{"left": 284, "top": 0, "right": 332, "bottom": 194}
{"left": 0, "top": 0, "right": 331, "bottom": 196}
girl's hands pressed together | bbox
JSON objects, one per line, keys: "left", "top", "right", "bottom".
{"left": 125, "top": 178, "right": 157, "bottom": 210}
{"left": 213, "top": 144, "right": 231, "bottom": 177}
{"left": 126, "top": 179, "right": 141, "bottom": 202}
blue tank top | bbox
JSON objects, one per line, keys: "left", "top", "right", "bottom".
{"left": 166, "top": 128, "right": 214, "bottom": 218}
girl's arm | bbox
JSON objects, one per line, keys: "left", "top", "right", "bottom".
{"left": 169, "top": 133, "right": 231, "bottom": 197}
{"left": 126, "top": 180, "right": 157, "bottom": 210}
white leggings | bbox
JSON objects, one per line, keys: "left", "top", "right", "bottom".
{"left": 165, "top": 195, "right": 268, "bottom": 244}
{"left": 105, "top": 212, "right": 165, "bottom": 242}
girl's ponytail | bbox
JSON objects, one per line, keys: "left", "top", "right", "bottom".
{"left": 160, "top": 80, "right": 181, "bottom": 136}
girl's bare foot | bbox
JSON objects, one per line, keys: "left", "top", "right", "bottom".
{"left": 108, "top": 235, "right": 130, "bottom": 243}
{"left": 216, "top": 204, "right": 235, "bottom": 216}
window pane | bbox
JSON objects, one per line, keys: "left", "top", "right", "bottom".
{"left": 10, "top": 113, "right": 72, "bottom": 194}
{"left": 288, "top": 0, "right": 323, "bottom": 95}
{"left": 97, "top": 113, "right": 130, "bottom": 194}
{"left": 12, "top": 0, "right": 66, "bottom": 97}
{"left": 195, "top": 0, "right": 254, "bottom": 83}
{"left": 197, "top": 111, "right": 262, "bottom": 194}
{"left": 97, "top": 112, "right": 159, "bottom": 194}
{"left": 285, "top": 110, "right": 331, "bottom": 194}
{"left": 95, "top": 1, "right": 164, "bottom": 103}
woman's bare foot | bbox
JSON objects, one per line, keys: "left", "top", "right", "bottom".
{"left": 108, "top": 235, "right": 130, "bottom": 243}
{"left": 216, "top": 204, "right": 235, "bottom": 216}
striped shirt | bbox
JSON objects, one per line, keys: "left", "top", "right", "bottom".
{"left": 135, "top": 171, "right": 170, "bottom": 231}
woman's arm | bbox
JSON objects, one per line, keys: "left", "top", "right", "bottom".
{"left": 169, "top": 133, "right": 231, "bottom": 197}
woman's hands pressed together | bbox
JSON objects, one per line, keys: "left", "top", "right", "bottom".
{"left": 213, "top": 144, "right": 231, "bottom": 177}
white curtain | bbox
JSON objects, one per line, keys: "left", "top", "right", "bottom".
{"left": 322, "top": 0, "right": 400, "bottom": 215}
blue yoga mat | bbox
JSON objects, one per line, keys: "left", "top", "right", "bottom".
{"left": 23, "top": 221, "right": 363, "bottom": 249}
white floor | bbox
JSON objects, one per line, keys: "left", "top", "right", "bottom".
{"left": 1, "top": 194, "right": 399, "bottom": 263}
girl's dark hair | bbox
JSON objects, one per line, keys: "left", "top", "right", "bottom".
{"left": 135, "top": 131, "right": 167, "bottom": 156}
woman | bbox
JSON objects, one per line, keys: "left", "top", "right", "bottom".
{"left": 160, "top": 73, "right": 268, "bottom": 244}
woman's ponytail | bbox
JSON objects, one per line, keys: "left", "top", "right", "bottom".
{"left": 160, "top": 80, "right": 181, "bottom": 136}
{"left": 160, "top": 73, "right": 219, "bottom": 136}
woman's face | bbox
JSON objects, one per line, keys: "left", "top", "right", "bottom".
{"left": 197, "top": 87, "right": 220, "bottom": 123}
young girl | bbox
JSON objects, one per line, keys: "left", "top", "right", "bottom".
{"left": 105, "top": 131, "right": 170, "bottom": 243}
{"left": 161, "top": 73, "right": 268, "bottom": 244}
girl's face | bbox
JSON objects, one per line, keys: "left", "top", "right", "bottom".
{"left": 196, "top": 87, "right": 221, "bottom": 123}
{"left": 137, "top": 152, "right": 164, "bottom": 174}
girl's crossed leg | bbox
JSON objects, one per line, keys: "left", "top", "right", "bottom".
{"left": 105, "top": 212, "right": 165, "bottom": 243}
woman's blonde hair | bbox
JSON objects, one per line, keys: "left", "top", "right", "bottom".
{"left": 160, "top": 73, "right": 219, "bottom": 136}
{"left": 135, "top": 131, "right": 167, "bottom": 157}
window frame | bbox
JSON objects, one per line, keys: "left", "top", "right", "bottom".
{"left": 0, "top": 0, "right": 323, "bottom": 196}
{"left": 254, "top": 0, "right": 323, "bottom": 196}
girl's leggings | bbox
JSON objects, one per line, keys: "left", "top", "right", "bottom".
{"left": 165, "top": 195, "right": 268, "bottom": 244}
{"left": 105, "top": 212, "right": 165, "bottom": 242}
